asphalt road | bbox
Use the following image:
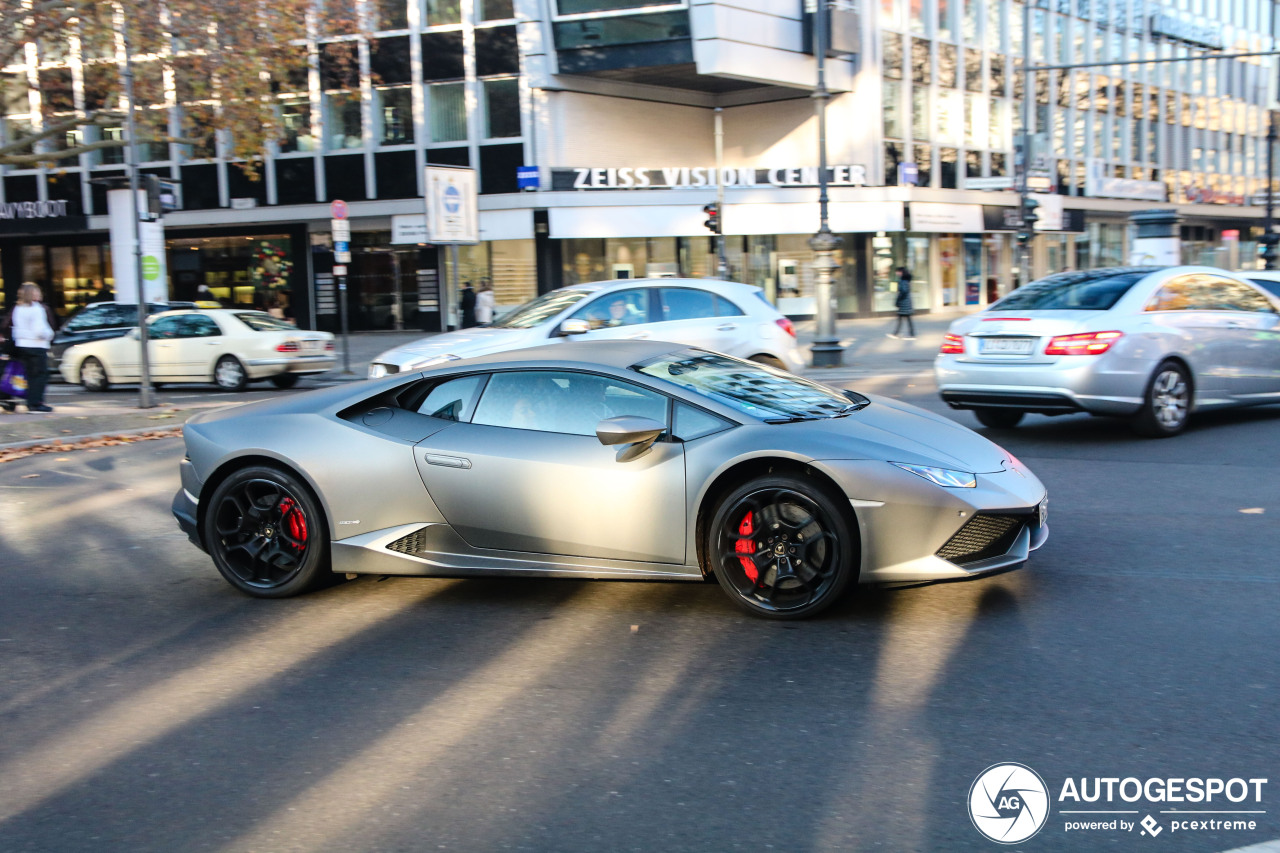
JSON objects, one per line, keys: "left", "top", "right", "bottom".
{"left": 0, "top": 375, "right": 1277, "bottom": 853}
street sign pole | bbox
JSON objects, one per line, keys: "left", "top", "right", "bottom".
{"left": 330, "top": 201, "right": 353, "bottom": 375}
{"left": 120, "top": 16, "right": 155, "bottom": 409}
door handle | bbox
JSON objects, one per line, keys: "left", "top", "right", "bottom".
{"left": 717, "top": 324, "right": 737, "bottom": 331}
{"left": 423, "top": 453, "right": 471, "bottom": 469}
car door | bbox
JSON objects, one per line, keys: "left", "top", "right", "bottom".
{"left": 1200, "top": 277, "right": 1280, "bottom": 399}
{"left": 412, "top": 369, "right": 687, "bottom": 564}
{"left": 142, "top": 316, "right": 186, "bottom": 381}
{"left": 1144, "top": 275, "right": 1234, "bottom": 401}
{"left": 646, "top": 286, "right": 742, "bottom": 354}
{"left": 172, "top": 314, "right": 228, "bottom": 380}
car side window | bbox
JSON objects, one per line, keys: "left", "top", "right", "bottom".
{"left": 568, "top": 288, "right": 650, "bottom": 330}
{"left": 659, "top": 287, "right": 718, "bottom": 322}
{"left": 672, "top": 403, "right": 732, "bottom": 441}
{"left": 183, "top": 315, "right": 222, "bottom": 337}
{"left": 471, "top": 370, "right": 668, "bottom": 436}
{"left": 715, "top": 295, "right": 746, "bottom": 317}
{"left": 416, "top": 374, "right": 487, "bottom": 422}
{"left": 149, "top": 317, "right": 185, "bottom": 339}
{"left": 1209, "top": 279, "right": 1276, "bottom": 313}
{"left": 1149, "top": 275, "right": 1276, "bottom": 313}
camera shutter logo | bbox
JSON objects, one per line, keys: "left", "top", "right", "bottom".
{"left": 969, "top": 763, "right": 1050, "bottom": 844}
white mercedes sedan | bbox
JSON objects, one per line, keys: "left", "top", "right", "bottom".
{"left": 60, "top": 309, "right": 335, "bottom": 391}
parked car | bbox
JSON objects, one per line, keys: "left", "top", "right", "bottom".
{"left": 173, "top": 341, "right": 1047, "bottom": 619}
{"left": 50, "top": 301, "right": 200, "bottom": 373}
{"left": 60, "top": 309, "right": 335, "bottom": 391}
{"left": 935, "top": 265, "right": 1280, "bottom": 436}
{"left": 367, "top": 278, "right": 805, "bottom": 377}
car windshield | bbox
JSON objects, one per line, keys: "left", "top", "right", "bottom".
{"left": 990, "top": 268, "right": 1157, "bottom": 311}
{"left": 234, "top": 312, "right": 296, "bottom": 331}
{"left": 491, "top": 289, "right": 591, "bottom": 329}
{"left": 634, "top": 350, "right": 867, "bottom": 422}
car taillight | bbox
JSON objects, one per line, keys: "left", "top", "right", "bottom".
{"left": 775, "top": 318, "right": 796, "bottom": 338}
{"left": 1044, "top": 331, "right": 1123, "bottom": 356}
{"left": 276, "top": 342, "right": 299, "bottom": 352}
{"left": 325, "top": 341, "right": 335, "bottom": 351}
{"left": 940, "top": 334, "right": 965, "bottom": 354}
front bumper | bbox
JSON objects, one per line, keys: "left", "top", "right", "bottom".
{"left": 935, "top": 354, "right": 1146, "bottom": 416}
{"left": 172, "top": 458, "right": 205, "bottom": 550}
{"left": 815, "top": 458, "right": 1048, "bottom": 585}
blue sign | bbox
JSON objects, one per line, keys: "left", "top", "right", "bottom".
{"left": 334, "top": 240, "right": 349, "bottom": 253}
{"left": 443, "top": 184, "right": 461, "bottom": 214}
{"left": 517, "top": 166, "right": 540, "bottom": 190}
{"left": 898, "top": 162, "right": 920, "bottom": 186}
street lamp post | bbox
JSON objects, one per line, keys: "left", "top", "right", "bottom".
{"left": 809, "top": 0, "right": 842, "bottom": 368}
{"left": 1263, "top": 109, "right": 1278, "bottom": 270}
{"left": 119, "top": 13, "right": 156, "bottom": 409}
{"left": 1015, "top": 0, "right": 1035, "bottom": 288}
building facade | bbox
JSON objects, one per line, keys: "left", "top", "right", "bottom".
{"left": 2, "top": 0, "right": 1278, "bottom": 331}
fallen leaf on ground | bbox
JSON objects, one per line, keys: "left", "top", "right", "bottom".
{"left": 0, "top": 428, "right": 182, "bottom": 464}
{"left": 21, "top": 473, "right": 39, "bottom": 478}
{"left": 1239, "top": 508, "right": 1265, "bottom": 514}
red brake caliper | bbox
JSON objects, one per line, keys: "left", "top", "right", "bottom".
{"left": 279, "top": 498, "right": 308, "bottom": 550}
{"left": 735, "top": 510, "right": 757, "bottom": 583}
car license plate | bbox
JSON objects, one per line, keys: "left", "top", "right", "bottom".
{"left": 978, "top": 337, "right": 1035, "bottom": 355}
{"left": 301, "top": 340, "right": 322, "bottom": 353}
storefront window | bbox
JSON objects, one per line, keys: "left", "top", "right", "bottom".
{"left": 166, "top": 235, "right": 295, "bottom": 311}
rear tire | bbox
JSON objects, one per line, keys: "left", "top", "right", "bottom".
{"left": 214, "top": 355, "right": 248, "bottom": 391}
{"left": 270, "top": 374, "right": 300, "bottom": 389}
{"left": 706, "top": 473, "right": 857, "bottom": 620}
{"left": 80, "top": 357, "right": 109, "bottom": 392}
{"left": 1131, "top": 360, "right": 1190, "bottom": 437}
{"left": 973, "top": 407, "right": 1024, "bottom": 429}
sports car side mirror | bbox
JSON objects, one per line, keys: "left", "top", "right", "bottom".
{"left": 557, "top": 319, "right": 590, "bottom": 337}
{"left": 596, "top": 415, "right": 666, "bottom": 461}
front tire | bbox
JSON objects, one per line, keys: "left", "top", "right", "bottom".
{"left": 80, "top": 357, "right": 109, "bottom": 392}
{"left": 707, "top": 473, "right": 857, "bottom": 619}
{"left": 214, "top": 355, "right": 248, "bottom": 391}
{"left": 973, "top": 407, "right": 1024, "bottom": 429}
{"left": 1131, "top": 361, "right": 1190, "bottom": 437}
{"left": 203, "top": 465, "right": 329, "bottom": 598}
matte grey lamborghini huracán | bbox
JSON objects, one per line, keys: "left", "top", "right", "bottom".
{"left": 173, "top": 342, "right": 1049, "bottom": 619}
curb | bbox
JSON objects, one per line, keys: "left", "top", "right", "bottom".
{"left": 0, "top": 424, "right": 184, "bottom": 453}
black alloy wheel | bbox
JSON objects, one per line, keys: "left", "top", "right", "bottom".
{"left": 709, "top": 474, "right": 856, "bottom": 619}
{"left": 203, "top": 465, "right": 329, "bottom": 598}
{"left": 973, "top": 407, "right": 1025, "bottom": 429}
{"left": 1131, "top": 360, "right": 1190, "bottom": 437}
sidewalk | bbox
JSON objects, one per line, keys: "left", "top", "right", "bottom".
{"left": 0, "top": 311, "right": 969, "bottom": 450}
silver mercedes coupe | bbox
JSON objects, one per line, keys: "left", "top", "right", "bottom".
{"left": 173, "top": 342, "right": 1048, "bottom": 619}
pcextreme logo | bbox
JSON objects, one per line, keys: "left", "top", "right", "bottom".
{"left": 969, "top": 764, "right": 1269, "bottom": 844}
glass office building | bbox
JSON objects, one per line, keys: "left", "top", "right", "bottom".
{"left": 2, "top": 0, "right": 1277, "bottom": 328}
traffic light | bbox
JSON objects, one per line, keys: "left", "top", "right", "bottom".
{"left": 703, "top": 202, "right": 720, "bottom": 234}
{"left": 1018, "top": 196, "right": 1039, "bottom": 245}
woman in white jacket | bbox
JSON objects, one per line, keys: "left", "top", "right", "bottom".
{"left": 475, "top": 280, "right": 495, "bottom": 325}
{"left": 5, "top": 283, "right": 56, "bottom": 412}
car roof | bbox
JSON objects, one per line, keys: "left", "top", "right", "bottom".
{"left": 430, "top": 339, "right": 687, "bottom": 370}
{"left": 1239, "top": 269, "right": 1280, "bottom": 281}
{"left": 558, "top": 278, "right": 764, "bottom": 296}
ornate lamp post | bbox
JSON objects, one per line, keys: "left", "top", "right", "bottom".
{"left": 1263, "top": 109, "right": 1278, "bottom": 270}
{"left": 809, "top": 0, "right": 843, "bottom": 368}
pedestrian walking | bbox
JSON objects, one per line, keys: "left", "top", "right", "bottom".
{"left": 459, "top": 280, "right": 477, "bottom": 328}
{"left": 888, "top": 266, "right": 916, "bottom": 339}
{"left": 475, "top": 280, "right": 495, "bottom": 325}
{"left": 3, "top": 283, "right": 58, "bottom": 412}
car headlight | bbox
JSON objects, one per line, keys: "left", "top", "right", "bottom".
{"left": 403, "top": 353, "right": 462, "bottom": 370}
{"left": 891, "top": 462, "right": 977, "bottom": 488}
